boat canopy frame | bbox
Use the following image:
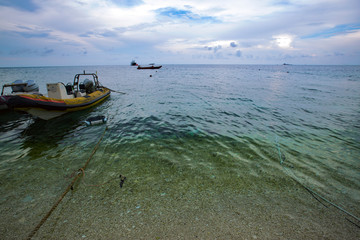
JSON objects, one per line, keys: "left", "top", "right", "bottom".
{"left": 73, "top": 71, "right": 100, "bottom": 93}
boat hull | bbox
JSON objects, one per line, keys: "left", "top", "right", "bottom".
{"left": 6, "top": 88, "right": 110, "bottom": 120}
{"left": 0, "top": 96, "right": 10, "bottom": 110}
{"left": 137, "top": 65, "right": 162, "bottom": 70}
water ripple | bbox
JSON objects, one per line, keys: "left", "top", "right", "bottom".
{"left": 1, "top": 65, "right": 360, "bottom": 238}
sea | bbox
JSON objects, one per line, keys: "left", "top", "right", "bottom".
{"left": 0, "top": 65, "right": 359, "bottom": 239}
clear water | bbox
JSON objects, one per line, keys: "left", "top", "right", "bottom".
{"left": 0, "top": 65, "right": 359, "bottom": 239}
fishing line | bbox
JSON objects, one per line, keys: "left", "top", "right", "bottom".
{"left": 275, "top": 136, "right": 360, "bottom": 226}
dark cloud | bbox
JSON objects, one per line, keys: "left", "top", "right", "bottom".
{"left": 235, "top": 50, "right": 242, "bottom": 57}
{"left": 0, "top": 0, "right": 38, "bottom": 12}
{"left": 230, "top": 42, "right": 237, "bottom": 47}
{"left": 42, "top": 48, "right": 54, "bottom": 56}
{"left": 13, "top": 25, "right": 51, "bottom": 39}
{"left": 9, "top": 48, "right": 36, "bottom": 55}
{"left": 213, "top": 45, "right": 222, "bottom": 53}
{"left": 99, "top": 30, "right": 118, "bottom": 37}
{"left": 18, "top": 31, "right": 50, "bottom": 39}
{"left": 9, "top": 48, "right": 54, "bottom": 56}
{"left": 79, "top": 31, "right": 94, "bottom": 37}
{"left": 334, "top": 52, "right": 344, "bottom": 56}
{"left": 79, "top": 30, "right": 118, "bottom": 38}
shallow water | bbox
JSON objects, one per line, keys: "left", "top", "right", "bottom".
{"left": 0, "top": 65, "right": 359, "bottom": 239}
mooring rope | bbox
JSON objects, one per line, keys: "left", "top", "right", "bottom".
{"left": 108, "top": 88, "right": 126, "bottom": 94}
{"left": 275, "top": 137, "right": 360, "bottom": 225}
{"left": 26, "top": 126, "right": 108, "bottom": 240}
{"left": 98, "top": 83, "right": 126, "bottom": 95}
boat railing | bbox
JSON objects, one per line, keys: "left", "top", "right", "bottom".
{"left": 73, "top": 71, "right": 99, "bottom": 93}
{"left": 1, "top": 83, "right": 28, "bottom": 95}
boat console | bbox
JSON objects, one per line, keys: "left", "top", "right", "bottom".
{"left": 47, "top": 83, "right": 75, "bottom": 99}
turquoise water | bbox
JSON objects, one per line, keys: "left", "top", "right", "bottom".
{"left": 0, "top": 65, "right": 359, "bottom": 239}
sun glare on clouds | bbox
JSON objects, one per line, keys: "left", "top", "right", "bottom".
{"left": 273, "top": 34, "right": 294, "bottom": 49}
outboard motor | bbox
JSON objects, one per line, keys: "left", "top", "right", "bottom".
{"left": 11, "top": 80, "right": 25, "bottom": 92}
{"left": 11, "top": 80, "right": 39, "bottom": 93}
{"left": 23, "top": 80, "right": 39, "bottom": 92}
{"left": 79, "top": 82, "right": 86, "bottom": 93}
{"left": 83, "top": 78, "right": 94, "bottom": 93}
{"left": 65, "top": 83, "right": 73, "bottom": 95}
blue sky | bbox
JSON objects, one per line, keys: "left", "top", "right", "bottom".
{"left": 0, "top": 0, "right": 359, "bottom": 66}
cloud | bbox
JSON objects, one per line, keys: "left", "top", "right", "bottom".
{"left": 273, "top": 34, "right": 294, "bottom": 49}
{"left": 18, "top": 31, "right": 51, "bottom": 39}
{"left": 0, "top": 0, "right": 359, "bottom": 66}
{"left": 155, "top": 7, "right": 220, "bottom": 23}
{"left": 302, "top": 23, "right": 360, "bottom": 39}
{"left": 0, "top": 0, "right": 38, "bottom": 12}
{"left": 235, "top": 50, "right": 242, "bottom": 57}
{"left": 230, "top": 42, "right": 237, "bottom": 47}
{"left": 213, "top": 45, "right": 222, "bottom": 53}
{"left": 113, "top": 0, "right": 144, "bottom": 7}
{"left": 10, "top": 47, "right": 54, "bottom": 56}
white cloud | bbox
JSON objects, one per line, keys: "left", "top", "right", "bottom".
{"left": 0, "top": 0, "right": 359, "bottom": 65}
{"left": 273, "top": 34, "right": 294, "bottom": 49}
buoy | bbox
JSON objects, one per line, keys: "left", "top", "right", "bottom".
{"left": 85, "top": 115, "right": 107, "bottom": 126}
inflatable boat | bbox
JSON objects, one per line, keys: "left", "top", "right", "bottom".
{"left": 2, "top": 71, "right": 110, "bottom": 120}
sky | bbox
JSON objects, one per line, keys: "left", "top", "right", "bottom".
{"left": 0, "top": 0, "right": 359, "bottom": 66}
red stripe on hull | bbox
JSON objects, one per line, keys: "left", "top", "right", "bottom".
{"left": 21, "top": 95, "right": 65, "bottom": 104}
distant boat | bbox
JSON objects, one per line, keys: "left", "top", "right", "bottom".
{"left": 137, "top": 64, "right": 162, "bottom": 70}
{"left": 130, "top": 60, "right": 138, "bottom": 66}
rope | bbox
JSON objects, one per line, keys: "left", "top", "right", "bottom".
{"left": 109, "top": 88, "right": 126, "bottom": 94}
{"left": 99, "top": 85, "right": 126, "bottom": 94}
{"left": 275, "top": 137, "right": 360, "bottom": 225}
{"left": 26, "top": 126, "right": 108, "bottom": 240}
